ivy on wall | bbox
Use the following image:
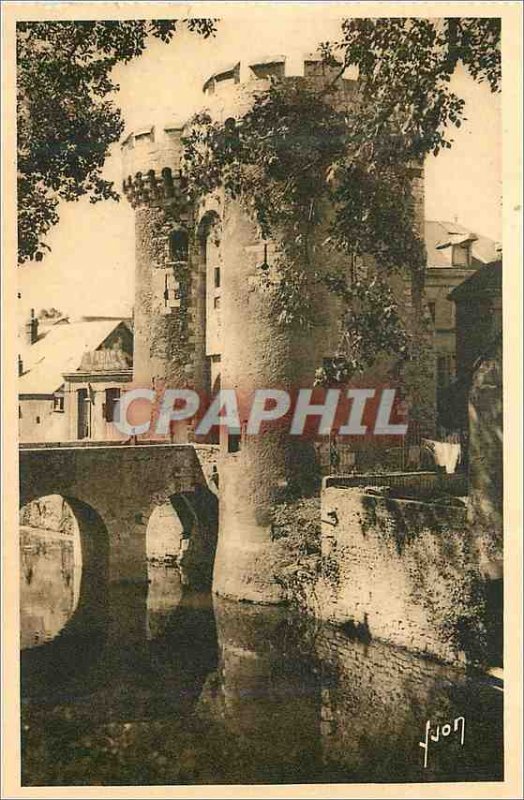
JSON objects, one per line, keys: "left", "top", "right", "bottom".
{"left": 181, "top": 81, "right": 424, "bottom": 383}
{"left": 181, "top": 17, "right": 500, "bottom": 384}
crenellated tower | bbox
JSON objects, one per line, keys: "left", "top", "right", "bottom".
{"left": 122, "top": 55, "right": 434, "bottom": 601}
{"left": 121, "top": 124, "right": 207, "bottom": 398}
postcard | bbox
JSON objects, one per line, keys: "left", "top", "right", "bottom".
{"left": 2, "top": 2, "right": 522, "bottom": 797}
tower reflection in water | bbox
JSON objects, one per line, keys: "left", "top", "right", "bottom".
{"left": 20, "top": 534, "right": 503, "bottom": 786}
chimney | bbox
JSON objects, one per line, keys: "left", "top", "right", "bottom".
{"left": 25, "top": 308, "right": 38, "bottom": 345}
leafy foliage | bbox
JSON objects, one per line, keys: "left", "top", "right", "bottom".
{"left": 17, "top": 19, "right": 217, "bottom": 263}
{"left": 321, "top": 17, "right": 500, "bottom": 158}
{"left": 318, "top": 276, "right": 412, "bottom": 383}
{"left": 184, "top": 87, "right": 345, "bottom": 330}
{"left": 182, "top": 81, "right": 422, "bottom": 377}
{"left": 182, "top": 87, "right": 348, "bottom": 236}
{"left": 182, "top": 17, "right": 500, "bottom": 381}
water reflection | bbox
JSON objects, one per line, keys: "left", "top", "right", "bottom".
{"left": 20, "top": 531, "right": 503, "bottom": 786}
{"left": 20, "top": 527, "right": 81, "bottom": 649}
{"left": 146, "top": 563, "right": 183, "bottom": 640}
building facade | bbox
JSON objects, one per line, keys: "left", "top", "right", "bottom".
{"left": 448, "top": 259, "right": 502, "bottom": 431}
{"left": 424, "top": 220, "right": 500, "bottom": 432}
{"left": 19, "top": 315, "right": 133, "bottom": 444}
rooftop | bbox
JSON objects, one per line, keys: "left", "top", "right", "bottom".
{"left": 19, "top": 319, "right": 132, "bottom": 395}
{"left": 425, "top": 220, "right": 500, "bottom": 269}
{"left": 448, "top": 260, "right": 502, "bottom": 302}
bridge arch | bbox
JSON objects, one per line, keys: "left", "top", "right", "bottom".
{"left": 145, "top": 486, "right": 218, "bottom": 592}
{"left": 20, "top": 494, "right": 110, "bottom": 697}
{"left": 19, "top": 492, "right": 110, "bottom": 602}
{"left": 19, "top": 443, "right": 219, "bottom": 655}
{"left": 19, "top": 444, "right": 221, "bottom": 701}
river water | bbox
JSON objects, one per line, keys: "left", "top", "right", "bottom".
{"left": 20, "top": 530, "right": 503, "bottom": 786}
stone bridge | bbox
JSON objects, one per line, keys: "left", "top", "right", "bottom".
{"left": 19, "top": 442, "right": 219, "bottom": 589}
{"left": 20, "top": 442, "right": 219, "bottom": 698}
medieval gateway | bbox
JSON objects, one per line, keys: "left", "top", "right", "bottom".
{"left": 20, "top": 55, "right": 502, "bottom": 665}
{"left": 115, "top": 54, "right": 500, "bottom": 657}
{"left": 120, "top": 58, "right": 429, "bottom": 600}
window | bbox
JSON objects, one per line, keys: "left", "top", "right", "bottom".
{"left": 214, "top": 266, "right": 221, "bottom": 289}
{"left": 228, "top": 432, "right": 241, "bottom": 453}
{"left": 53, "top": 395, "right": 64, "bottom": 413}
{"left": 77, "top": 388, "right": 91, "bottom": 439}
{"left": 428, "top": 302, "right": 436, "bottom": 323}
{"left": 104, "top": 388, "right": 121, "bottom": 423}
{"left": 18, "top": 405, "right": 22, "bottom": 419}
{"left": 452, "top": 244, "right": 470, "bottom": 267}
{"left": 169, "top": 228, "right": 189, "bottom": 262}
{"left": 213, "top": 296, "right": 221, "bottom": 310}
{"left": 36, "top": 416, "right": 41, "bottom": 424}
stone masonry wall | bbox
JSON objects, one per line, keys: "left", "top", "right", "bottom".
{"left": 467, "top": 342, "right": 503, "bottom": 580}
{"left": 122, "top": 128, "right": 204, "bottom": 395}
{"left": 315, "top": 487, "right": 487, "bottom": 665}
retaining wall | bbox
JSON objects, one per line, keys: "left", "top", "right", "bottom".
{"left": 315, "top": 486, "right": 487, "bottom": 664}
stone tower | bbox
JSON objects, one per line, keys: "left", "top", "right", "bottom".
{"left": 121, "top": 124, "right": 207, "bottom": 398}
{"left": 123, "top": 55, "right": 433, "bottom": 602}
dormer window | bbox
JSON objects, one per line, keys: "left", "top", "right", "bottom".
{"left": 436, "top": 230, "right": 477, "bottom": 267}
{"left": 452, "top": 243, "right": 471, "bottom": 267}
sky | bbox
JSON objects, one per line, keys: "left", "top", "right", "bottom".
{"left": 18, "top": 13, "right": 502, "bottom": 320}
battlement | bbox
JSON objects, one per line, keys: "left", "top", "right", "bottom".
{"left": 120, "top": 54, "right": 358, "bottom": 189}
{"left": 121, "top": 121, "right": 185, "bottom": 153}
{"left": 198, "top": 53, "right": 358, "bottom": 125}
{"left": 202, "top": 53, "right": 350, "bottom": 96}
{"left": 121, "top": 122, "right": 187, "bottom": 194}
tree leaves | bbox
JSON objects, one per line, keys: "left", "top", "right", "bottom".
{"left": 182, "top": 80, "right": 421, "bottom": 376}
{"left": 324, "top": 17, "right": 500, "bottom": 160}
{"left": 181, "top": 17, "right": 500, "bottom": 381}
{"left": 319, "top": 275, "right": 412, "bottom": 383}
{"left": 16, "top": 19, "right": 217, "bottom": 263}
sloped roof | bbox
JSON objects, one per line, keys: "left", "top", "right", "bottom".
{"left": 19, "top": 319, "right": 130, "bottom": 395}
{"left": 449, "top": 260, "right": 502, "bottom": 302}
{"left": 425, "top": 220, "right": 500, "bottom": 268}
